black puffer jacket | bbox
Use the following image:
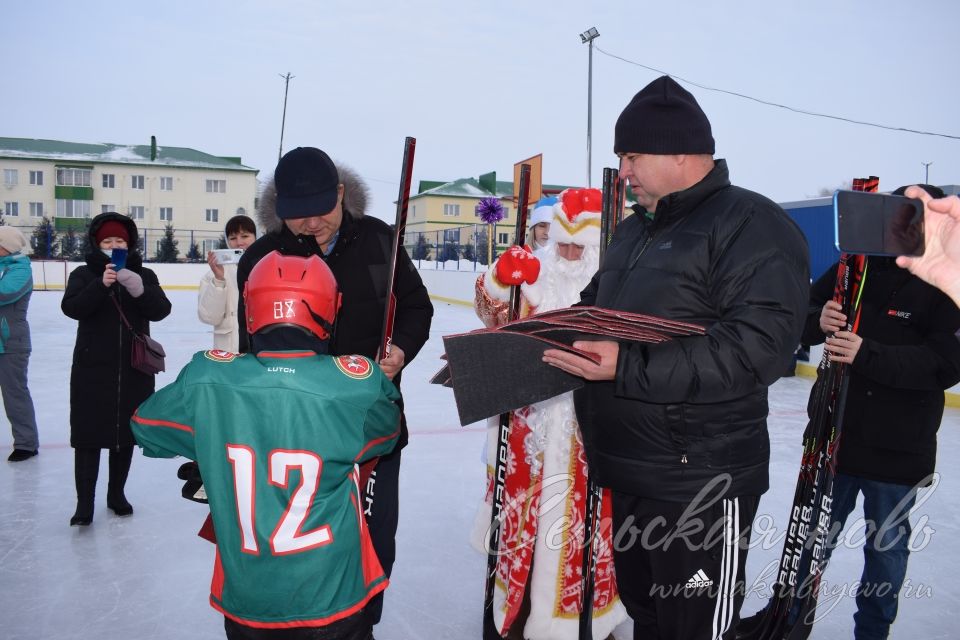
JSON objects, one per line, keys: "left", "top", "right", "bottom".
{"left": 802, "top": 258, "right": 960, "bottom": 486}
{"left": 61, "top": 213, "right": 172, "bottom": 449}
{"left": 574, "top": 160, "right": 810, "bottom": 502}
{"left": 237, "top": 165, "right": 433, "bottom": 447}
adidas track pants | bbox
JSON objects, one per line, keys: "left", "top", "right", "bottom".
{"left": 610, "top": 491, "right": 760, "bottom": 640}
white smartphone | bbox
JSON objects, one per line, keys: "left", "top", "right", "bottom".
{"left": 212, "top": 248, "right": 244, "bottom": 264}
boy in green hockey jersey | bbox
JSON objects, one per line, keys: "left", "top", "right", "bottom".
{"left": 132, "top": 251, "right": 400, "bottom": 640}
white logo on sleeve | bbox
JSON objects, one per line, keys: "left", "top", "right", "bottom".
{"left": 685, "top": 569, "right": 713, "bottom": 589}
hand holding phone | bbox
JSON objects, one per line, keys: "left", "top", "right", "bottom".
{"left": 834, "top": 190, "right": 925, "bottom": 257}
{"left": 111, "top": 248, "right": 128, "bottom": 270}
{"left": 212, "top": 248, "right": 244, "bottom": 265}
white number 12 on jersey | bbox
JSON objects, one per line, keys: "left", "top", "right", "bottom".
{"left": 226, "top": 445, "right": 333, "bottom": 555}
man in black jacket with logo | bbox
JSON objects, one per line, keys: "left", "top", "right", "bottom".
{"left": 236, "top": 147, "right": 434, "bottom": 626}
{"left": 800, "top": 184, "right": 960, "bottom": 639}
{"left": 544, "top": 76, "right": 810, "bottom": 639}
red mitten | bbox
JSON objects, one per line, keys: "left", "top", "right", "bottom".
{"left": 495, "top": 245, "right": 541, "bottom": 286}
{"left": 522, "top": 250, "right": 541, "bottom": 283}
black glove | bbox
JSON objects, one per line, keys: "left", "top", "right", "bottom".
{"left": 177, "top": 461, "right": 208, "bottom": 504}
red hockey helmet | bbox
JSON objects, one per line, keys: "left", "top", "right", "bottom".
{"left": 244, "top": 251, "right": 341, "bottom": 340}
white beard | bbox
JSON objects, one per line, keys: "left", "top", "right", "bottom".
{"left": 532, "top": 244, "right": 600, "bottom": 312}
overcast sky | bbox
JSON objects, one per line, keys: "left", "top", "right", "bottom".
{"left": 4, "top": 0, "right": 958, "bottom": 220}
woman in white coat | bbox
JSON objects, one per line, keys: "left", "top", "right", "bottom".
{"left": 197, "top": 215, "right": 256, "bottom": 352}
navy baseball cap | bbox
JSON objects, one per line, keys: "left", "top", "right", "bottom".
{"left": 274, "top": 147, "right": 340, "bottom": 219}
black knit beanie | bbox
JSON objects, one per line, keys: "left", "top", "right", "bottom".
{"left": 614, "top": 76, "right": 715, "bottom": 155}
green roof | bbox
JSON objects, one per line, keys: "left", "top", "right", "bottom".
{"left": 413, "top": 175, "right": 576, "bottom": 201}
{"left": 0, "top": 137, "right": 257, "bottom": 173}
{"left": 417, "top": 180, "right": 447, "bottom": 192}
{"left": 412, "top": 177, "right": 505, "bottom": 200}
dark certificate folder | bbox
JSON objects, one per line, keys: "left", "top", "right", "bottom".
{"left": 435, "top": 306, "right": 704, "bottom": 425}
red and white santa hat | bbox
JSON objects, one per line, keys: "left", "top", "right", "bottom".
{"left": 551, "top": 188, "right": 602, "bottom": 247}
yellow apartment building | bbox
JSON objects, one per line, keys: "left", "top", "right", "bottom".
{"left": 0, "top": 136, "right": 258, "bottom": 259}
{"left": 406, "top": 171, "right": 573, "bottom": 261}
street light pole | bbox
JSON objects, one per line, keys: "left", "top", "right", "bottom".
{"left": 922, "top": 161, "right": 933, "bottom": 184}
{"left": 580, "top": 27, "right": 600, "bottom": 188}
{"left": 278, "top": 72, "right": 295, "bottom": 161}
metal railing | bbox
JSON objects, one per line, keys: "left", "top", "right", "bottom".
{"left": 406, "top": 224, "right": 517, "bottom": 272}
{"left": 26, "top": 220, "right": 227, "bottom": 262}
{"left": 26, "top": 220, "right": 515, "bottom": 267}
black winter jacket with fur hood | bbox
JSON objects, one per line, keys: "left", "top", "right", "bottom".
{"left": 237, "top": 165, "right": 433, "bottom": 447}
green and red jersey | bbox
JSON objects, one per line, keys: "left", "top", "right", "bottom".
{"left": 132, "top": 349, "right": 400, "bottom": 629}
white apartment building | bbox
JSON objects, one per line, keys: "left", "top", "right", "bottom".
{"left": 0, "top": 136, "right": 259, "bottom": 258}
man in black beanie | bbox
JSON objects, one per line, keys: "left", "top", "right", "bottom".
{"left": 543, "top": 75, "right": 811, "bottom": 639}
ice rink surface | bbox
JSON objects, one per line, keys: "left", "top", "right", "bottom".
{"left": 2, "top": 289, "right": 958, "bottom": 639}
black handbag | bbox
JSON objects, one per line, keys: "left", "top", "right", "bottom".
{"left": 111, "top": 294, "right": 166, "bottom": 374}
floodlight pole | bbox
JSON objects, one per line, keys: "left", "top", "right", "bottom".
{"left": 922, "top": 161, "right": 933, "bottom": 184}
{"left": 580, "top": 28, "right": 600, "bottom": 187}
{"left": 278, "top": 72, "right": 295, "bottom": 161}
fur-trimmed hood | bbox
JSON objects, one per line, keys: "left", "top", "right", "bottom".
{"left": 256, "top": 163, "right": 370, "bottom": 234}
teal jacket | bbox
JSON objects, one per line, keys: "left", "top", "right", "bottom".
{"left": 0, "top": 252, "right": 33, "bottom": 354}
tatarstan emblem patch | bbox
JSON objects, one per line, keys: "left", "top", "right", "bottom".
{"left": 204, "top": 349, "right": 238, "bottom": 363}
{"left": 334, "top": 355, "right": 373, "bottom": 379}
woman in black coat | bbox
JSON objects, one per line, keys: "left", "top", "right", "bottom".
{"left": 61, "top": 212, "right": 171, "bottom": 526}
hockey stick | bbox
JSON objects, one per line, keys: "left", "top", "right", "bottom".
{"left": 578, "top": 168, "right": 622, "bottom": 640}
{"left": 378, "top": 136, "right": 417, "bottom": 360}
{"left": 597, "top": 168, "right": 623, "bottom": 264}
{"left": 483, "top": 163, "right": 532, "bottom": 640}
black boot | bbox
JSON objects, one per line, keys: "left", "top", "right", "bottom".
{"left": 71, "top": 448, "right": 100, "bottom": 526}
{"left": 107, "top": 446, "right": 134, "bottom": 516}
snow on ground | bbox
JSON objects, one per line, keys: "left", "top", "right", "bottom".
{"left": 1, "top": 289, "right": 958, "bottom": 639}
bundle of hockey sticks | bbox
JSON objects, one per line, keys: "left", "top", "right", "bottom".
{"left": 737, "top": 176, "right": 876, "bottom": 640}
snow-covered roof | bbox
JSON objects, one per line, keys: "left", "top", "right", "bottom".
{"left": 413, "top": 177, "right": 508, "bottom": 199}
{"left": 0, "top": 137, "right": 257, "bottom": 173}
{"left": 412, "top": 176, "right": 574, "bottom": 200}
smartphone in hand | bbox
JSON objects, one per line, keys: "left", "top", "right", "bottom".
{"left": 834, "top": 190, "right": 925, "bottom": 257}
{"left": 212, "top": 248, "right": 244, "bottom": 265}
{"left": 111, "top": 248, "right": 128, "bottom": 270}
